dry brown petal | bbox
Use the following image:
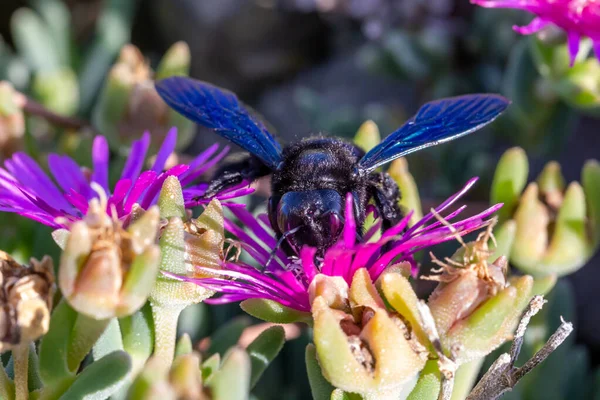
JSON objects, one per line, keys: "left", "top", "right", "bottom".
{"left": 0, "top": 251, "right": 55, "bottom": 351}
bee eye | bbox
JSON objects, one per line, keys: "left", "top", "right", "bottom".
{"left": 324, "top": 212, "right": 343, "bottom": 237}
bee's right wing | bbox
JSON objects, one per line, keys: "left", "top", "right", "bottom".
{"left": 357, "top": 94, "right": 510, "bottom": 172}
{"left": 156, "top": 76, "right": 283, "bottom": 170}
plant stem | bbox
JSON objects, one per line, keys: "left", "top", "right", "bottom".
{"left": 67, "top": 314, "right": 111, "bottom": 372}
{"left": 150, "top": 302, "right": 184, "bottom": 366}
{"left": 13, "top": 345, "right": 29, "bottom": 400}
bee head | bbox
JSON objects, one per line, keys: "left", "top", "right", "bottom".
{"left": 271, "top": 189, "right": 345, "bottom": 253}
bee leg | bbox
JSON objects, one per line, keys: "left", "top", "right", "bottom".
{"left": 368, "top": 172, "right": 404, "bottom": 232}
{"left": 201, "top": 155, "right": 272, "bottom": 199}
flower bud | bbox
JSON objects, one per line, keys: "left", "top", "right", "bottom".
{"left": 93, "top": 43, "right": 194, "bottom": 152}
{"left": 353, "top": 120, "right": 381, "bottom": 153}
{"left": 426, "top": 227, "right": 534, "bottom": 364}
{"left": 150, "top": 176, "right": 224, "bottom": 308}
{"left": 388, "top": 157, "right": 423, "bottom": 227}
{"left": 59, "top": 192, "right": 161, "bottom": 320}
{"left": 0, "top": 251, "right": 54, "bottom": 351}
{"left": 491, "top": 148, "right": 600, "bottom": 276}
{"left": 0, "top": 81, "right": 26, "bottom": 158}
{"left": 311, "top": 268, "right": 427, "bottom": 398}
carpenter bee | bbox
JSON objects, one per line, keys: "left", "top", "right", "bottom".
{"left": 156, "top": 77, "right": 509, "bottom": 256}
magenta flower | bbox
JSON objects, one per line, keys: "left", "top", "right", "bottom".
{"left": 0, "top": 128, "right": 253, "bottom": 228}
{"left": 471, "top": 0, "right": 600, "bottom": 66}
{"left": 170, "top": 177, "right": 502, "bottom": 313}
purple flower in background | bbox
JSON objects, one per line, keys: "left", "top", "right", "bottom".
{"left": 0, "top": 128, "right": 253, "bottom": 228}
{"left": 471, "top": 0, "right": 600, "bottom": 66}
{"left": 171, "top": 177, "right": 502, "bottom": 312}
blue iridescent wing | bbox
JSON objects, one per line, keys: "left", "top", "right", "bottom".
{"left": 358, "top": 94, "right": 510, "bottom": 172}
{"left": 156, "top": 76, "right": 283, "bottom": 169}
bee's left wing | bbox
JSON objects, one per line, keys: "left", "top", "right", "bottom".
{"left": 156, "top": 76, "right": 283, "bottom": 169}
{"left": 357, "top": 94, "right": 510, "bottom": 172}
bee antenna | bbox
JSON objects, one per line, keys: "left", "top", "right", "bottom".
{"left": 267, "top": 226, "right": 303, "bottom": 268}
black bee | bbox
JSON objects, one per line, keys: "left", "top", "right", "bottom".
{"left": 156, "top": 77, "right": 509, "bottom": 255}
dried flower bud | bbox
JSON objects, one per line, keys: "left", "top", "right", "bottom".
{"left": 59, "top": 188, "right": 161, "bottom": 319}
{"left": 311, "top": 269, "right": 427, "bottom": 398}
{"left": 93, "top": 43, "right": 194, "bottom": 152}
{"left": 0, "top": 81, "right": 26, "bottom": 159}
{"left": 425, "top": 224, "right": 534, "bottom": 364}
{"left": 0, "top": 251, "right": 54, "bottom": 351}
{"left": 491, "top": 147, "right": 600, "bottom": 277}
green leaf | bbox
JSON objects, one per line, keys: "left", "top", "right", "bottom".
{"left": 120, "top": 302, "right": 154, "bottom": 369}
{"left": 93, "top": 318, "right": 124, "bottom": 361}
{"left": 246, "top": 326, "right": 286, "bottom": 388}
{"left": 31, "top": 0, "right": 71, "bottom": 66}
{"left": 28, "top": 343, "right": 43, "bottom": 392}
{"left": 206, "top": 316, "right": 251, "bottom": 358}
{"left": 79, "top": 0, "right": 139, "bottom": 113}
{"left": 201, "top": 353, "right": 221, "bottom": 384}
{"left": 490, "top": 148, "right": 528, "bottom": 223}
{"left": 59, "top": 351, "right": 132, "bottom": 400}
{"left": 175, "top": 334, "right": 193, "bottom": 357}
{"left": 450, "top": 358, "right": 484, "bottom": 400}
{"left": 39, "top": 300, "right": 78, "bottom": 386}
{"left": 0, "top": 365, "right": 14, "bottom": 400}
{"left": 305, "top": 344, "right": 335, "bottom": 400}
{"left": 241, "top": 299, "right": 312, "bottom": 325}
{"left": 67, "top": 314, "right": 111, "bottom": 372}
{"left": 583, "top": 160, "right": 600, "bottom": 247}
{"left": 208, "top": 348, "right": 251, "bottom": 400}
{"left": 407, "top": 360, "right": 441, "bottom": 400}
{"left": 10, "top": 8, "right": 61, "bottom": 72}
{"left": 330, "top": 389, "right": 363, "bottom": 399}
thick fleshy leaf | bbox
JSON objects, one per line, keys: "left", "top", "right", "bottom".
{"left": 331, "top": 389, "right": 363, "bottom": 400}
{"left": 489, "top": 220, "right": 516, "bottom": 262}
{"left": 532, "top": 274, "right": 557, "bottom": 297}
{"left": 39, "top": 300, "right": 78, "bottom": 385}
{"left": 491, "top": 147, "right": 528, "bottom": 223}
{"left": 156, "top": 41, "right": 190, "bottom": 81}
{"left": 406, "top": 360, "right": 441, "bottom": 400}
{"left": 543, "top": 182, "right": 588, "bottom": 274}
{"left": 60, "top": 351, "right": 132, "bottom": 400}
{"left": 93, "top": 318, "right": 124, "bottom": 361}
{"left": 582, "top": 160, "right": 600, "bottom": 246}
{"left": 67, "top": 314, "right": 111, "bottom": 372}
{"left": 27, "top": 342, "right": 43, "bottom": 392}
{"left": 201, "top": 353, "right": 221, "bottom": 384}
{"left": 449, "top": 358, "right": 484, "bottom": 400}
{"left": 206, "top": 316, "right": 252, "bottom": 358}
{"left": 246, "top": 325, "right": 286, "bottom": 388}
{"left": 241, "top": 298, "right": 312, "bottom": 325}
{"left": 119, "top": 303, "right": 154, "bottom": 372}
{"left": 11, "top": 8, "right": 61, "bottom": 72}
{"left": 388, "top": 158, "right": 423, "bottom": 227}
{"left": 207, "top": 348, "right": 251, "bottom": 400}
{"left": 305, "top": 344, "right": 335, "bottom": 400}
{"left": 158, "top": 176, "right": 186, "bottom": 219}
{"left": 378, "top": 266, "right": 428, "bottom": 345}
{"left": 353, "top": 120, "right": 381, "bottom": 153}
{"left": 175, "top": 334, "right": 193, "bottom": 357}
